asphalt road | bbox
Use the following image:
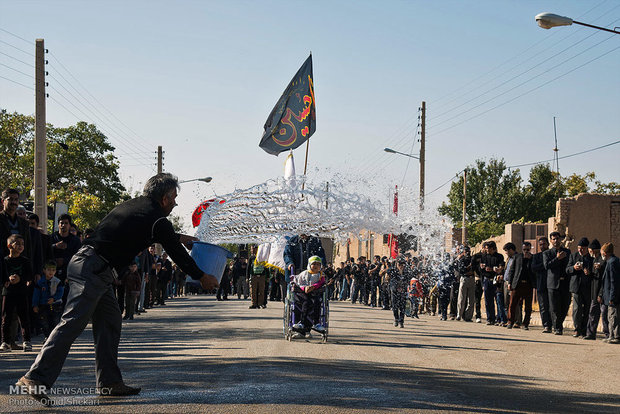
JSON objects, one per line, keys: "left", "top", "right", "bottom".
{"left": 1, "top": 294, "right": 618, "bottom": 413}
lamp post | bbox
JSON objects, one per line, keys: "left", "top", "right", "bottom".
{"left": 535, "top": 12, "right": 620, "bottom": 34}
{"left": 179, "top": 177, "right": 212, "bottom": 184}
{"left": 383, "top": 148, "right": 419, "bottom": 160}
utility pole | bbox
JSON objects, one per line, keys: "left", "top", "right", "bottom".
{"left": 419, "top": 101, "right": 426, "bottom": 210}
{"left": 34, "top": 39, "right": 47, "bottom": 233}
{"left": 462, "top": 169, "right": 467, "bottom": 245}
{"left": 157, "top": 145, "right": 163, "bottom": 174}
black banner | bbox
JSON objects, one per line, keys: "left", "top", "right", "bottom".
{"left": 259, "top": 55, "right": 316, "bottom": 156}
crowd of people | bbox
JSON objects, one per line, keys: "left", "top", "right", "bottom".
{"left": 0, "top": 187, "right": 202, "bottom": 353}
{"left": 319, "top": 235, "right": 619, "bottom": 343}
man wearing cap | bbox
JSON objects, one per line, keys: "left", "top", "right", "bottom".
{"left": 543, "top": 231, "right": 571, "bottom": 335}
{"left": 584, "top": 239, "right": 608, "bottom": 340}
{"left": 566, "top": 237, "right": 593, "bottom": 337}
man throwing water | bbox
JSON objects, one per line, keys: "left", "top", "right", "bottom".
{"left": 17, "top": 173, "right": 219, "bottom": 405}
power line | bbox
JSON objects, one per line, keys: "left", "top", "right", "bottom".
{"left": 430, "top": 43, "right": 620, "bottom": 137}
{"left": 47, "top": 86, "right": 154, "bottom": 165}
{"left": 0, "top": 28, "right": 32, "bottom": 45}
{"left": 0, "top": 50, "right": 34, "bottom": 68}
{"left": 48, "top": 51, "right": 154, "bottom": 151}
{"left": 0, "top": 74, "right": 33, "bottom": 90}
{"left": 0, "top": 62, "right": 32, "bottom": 78}
{"left": 0, "top": 39, "right": 34, "bottom": 56}
{"left": 426, "top": 139, "right": 620, "bottom": 197}
{"left": 430, "top": 0, "right": 611, "bottom": 106}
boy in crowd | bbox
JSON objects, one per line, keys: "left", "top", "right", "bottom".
{"left": 1, "top": 234, "right": 34, "bottom": 352}
{"left": 122, "top": 262, "right": 141, "bottom": 320}
{"left": 32, "top": 261, "right": 64, "bottom": 339}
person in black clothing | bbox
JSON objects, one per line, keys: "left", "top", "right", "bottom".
{"left": 566, "top": 237, "right": 593, "bottom": 338}
{"left": 18, "top": 173, "right": 219, "bottom": 404}
{"left": 351, "top": 257, "right": 368, "bottom": 304}
{"left": 505, "top": 242, "right": 536, "bottom": 330}
{"left": 0, "top": 189, "right": 33, "bottom": 264}
{"left": 156, "top": 253, "right": 172, "bottom": 305}
{"left": 51, "top": 214, "right": 82, "bottom": 284}
{"left": 480, "top": 241, "right": 505, "bottom": 325}
{"left": 388, "top": 258, "right": 409, "bottom": 327}
{"left": 531, "top": 237, "right": 552, "bottom": 332}
{"left": 1, "top": 234, "right": 33, "bottom": 352}
{"left": 217, "top": 262, "right": 232, "bottom": 300}
{"left": 543, "top": 231, "right": 571, "bottom": 335}
{"left": 584, "top": 240, "right": 608, "bottom": 340}
{"left": 368, "top": 256, "right": 381, "bottom": 307}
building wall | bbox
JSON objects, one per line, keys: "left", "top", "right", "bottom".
{"left": 549, "top": 193, "right": 620, "bottom": 251}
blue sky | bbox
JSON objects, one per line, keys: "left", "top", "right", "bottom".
{"left": 1, "top": 0, "right": 618, "bottom": 231}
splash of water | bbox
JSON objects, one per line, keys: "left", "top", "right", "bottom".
{"left": 194, "top": 170, "right": 452, "bottom": 260}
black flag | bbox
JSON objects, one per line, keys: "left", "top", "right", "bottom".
{"left": 259, "top": 55, "right": 316, "bottom": 156}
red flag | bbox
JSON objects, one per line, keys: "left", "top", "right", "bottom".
{"left": 390, "top": 185, "right": 398, "bottom": 258}
{"left": 192, "top": 198, "right": 225, "bottom": 228}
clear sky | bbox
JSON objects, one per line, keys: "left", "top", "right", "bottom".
{"left": 1, "top": 0, "right": 618, "bottom": 232}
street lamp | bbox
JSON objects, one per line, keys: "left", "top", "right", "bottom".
{"left": 535, "top": 12, "right": 620, "bottom": 34}
{"left": 179, "top": 177, "right": 212, "bottom": 184}
{"left": 384, "top": 147, "right": 419, "bottom": 160}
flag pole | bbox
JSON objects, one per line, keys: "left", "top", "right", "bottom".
{"left": 302, "top": 138, "right": 310, "bottom": 191}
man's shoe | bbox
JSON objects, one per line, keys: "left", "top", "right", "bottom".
{"left": 249, "top": 305, "right": 258, "bottom": 309}
{"left": 523, "top": 325, "right": 529, "bottom": 331}
{"left": 609, "top": 338, "right": 620, "bottom": 344}
{"left": 476, "top": 318, "right": 481, "bottom": 323}
{"left": 10, "top": 342, "right": 20, "bottom": 350}
{"left": 456, "top": 316, "right": 461, "bottom": 321}
{"left": 394, "top": 321, "right": 398, "bottom": 327}
{"left": 583, "top": 335, "right": 596, "bottom": 340}
{"left": 291, "top": 331, "right": 304, "bottom": 339}
{"left": 399, "top": 322, "right": 404, "bottom": 328}
{"left": 486, "top": 321, "right": 494, "bottom": 325}
{"left": 0, "top": 342, "right": 11, "bottom": 352}
{"left": 572, "top": 331, "right": 580, "bottom": 338}
{"left": 415, "top": 314, "right": 420, "bottom": 319}
{"left": 514, "top": 324, "right": 521, "bottom": 329}
{"left": 554, "top": 330, "right": 562, "bottom": 335}
{"left": 602, "top": 337, "right": 610, "bottom": 343}
{"left": 542, "top": 327, "right": 552, "bottom": 333}
{"left": 313, "top": 324, "right": 326, "bottom": 333}
{"left": 16, "top": 376, "right": 51, "bottom": 405}
{"left": 23, "top": 341, "right": 32, "bottom": 352}
{"left": 507, "top": 324, "right": 513, "bottom": 329}
{"left": 292, "top": 322, "right": 304, "bottom": 331}
{"left": 100, "top": 382, "right": 141, "bottom": 396}
{"left": 123, "top": 315, "right": 129, "bottom": 320}
{"left": 304, "top": 332, "right": 312, "bottom": 339}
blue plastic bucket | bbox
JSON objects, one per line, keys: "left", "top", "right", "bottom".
{"left": 190, "top": 242, "right": 234, "bottom": 282}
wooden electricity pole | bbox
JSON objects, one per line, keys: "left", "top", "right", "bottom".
{"left": 157, "top": 146, "right": 163, "bottom": 173}
{"left": 34, "top": 38, "right": 47, "bottom": 233}
{"left": 462, "top": 169, "right": 467, "bottom": 245}
{"left": 419, "top": 101, "right": 426, "bottom": 210}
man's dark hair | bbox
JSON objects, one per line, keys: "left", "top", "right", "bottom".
{"left": 2, "top": 188, "right": 19, "bottom": 200}
{"left": 487, "top": 241, "right": 497, "bottom": 249}
{"left": 482, "top": 241, "right": 488, "bottom": 248}
{"left": 549, "top": 231, "right": 562, "bottom": 239}
{"left": 58, "top": 213, "right": 72, "bottom": 224}
{"left": 523, "top": 241, "right": 532, "bottom": 248}
{"left": 503, "top": 242, "right": 516, "bottom": 252}
{"left": 538, "top": 237, "right": 549, "bottom": 243}
{"left": 28, "top": 213, "right": 40, "bottom": 224}
{"left": 143, "top": 173, "right": 179, "bottom": 202}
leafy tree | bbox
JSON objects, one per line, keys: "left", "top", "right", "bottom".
{"left": 439, "top": 159, "right": 524, "bottom": 244}
{"left": 522, "top": 164, "right": 565, "bottom": 222}
{"left": 439, "top": 160, "right": 619, "bottom": 245}
{"left": 0, "top": 109, "right": 125, "bottom": 227}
